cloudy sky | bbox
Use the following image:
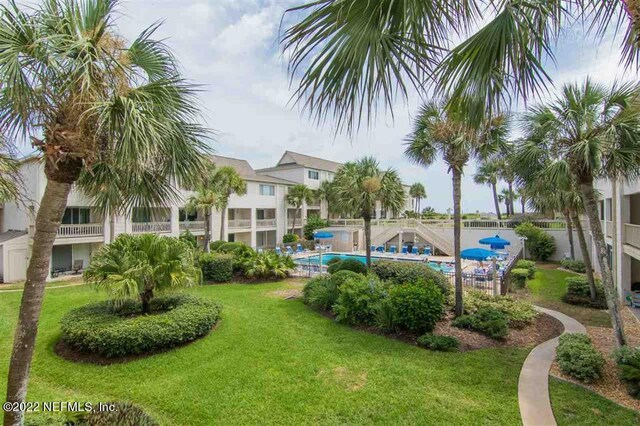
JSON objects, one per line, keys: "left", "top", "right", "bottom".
{"left": 112, "top": 0, "right": 634, "bottom": 213}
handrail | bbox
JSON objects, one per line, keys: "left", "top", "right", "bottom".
{"left": 257, "top": 219, "right": 277, "bottom": 228}
{"left": 132, "top": 222, "right": 171, "bottom": 233}
{"left": 623, "top": 223, "right": 640, "bottom": 249}
{"left": 228, "top": 219, "right": 251, "bottom": 228}
{"left": 57, "top": 223, "right": 104, "bottom": 237}
{"left": 179, "top": 221, "right": 205, "bottom": 231}
{"left": 329, "top": 218, "right": 569, "bottom": 230}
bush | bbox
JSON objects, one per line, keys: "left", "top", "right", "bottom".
{"left": 330, "top": 270, "right": 362, "bottom": 288}
{"left": 231, "top": 244, "right": 255, "bottom": 272}
{"left": 304, "top": 216, "right": 330, "bottom": 240}
{"left": 282, "top": 233, "right": 298, "bottom": 244}
{"left": 209, "top": 240, "right": 226, "bottom": 251}
{"left": 217, "top": 242, "right": 247, "bottom": 253}
{"left": 327, "top": 257, "right": 342, "bottom": 266}
{"left": 515, "top": 260, "right": 537, "bottom": 278}
{"left": 514, "top": 222, "right": 556, "bottom": 261}
{"left": 613, "top": 346, "right": 640, "bottom": 399}
{"left": 371, "top": 260, "right": 452, "bottom": 297}
{"left": 243, "top": 251, "right": 295, "bottom": 279}
{"left": 199, "top": 253, "right": 234, "bottom": 282}
{"left": 453, "top": 307, "right": 509, "bottom": 339}
{"left": 417, "top": 334, "right": 459, "bottom": 352}
{"left": 327, "top": 258, "right": 367, "bottom": 275}
{"left": 60, "top": 294, "right": 222, "bottom": 358}
{"left": 556, "top": 333, "right": 604, "bottom": 383}
{"left": 561, "top": 276, "right": 607, "bottom": 309}
{"left": 66, "top": 402, "right": 156, "bottom": 426}
{"left": 464, "top": 290, "right": 538, "bottom": 328}
{"left": 179, "top": 230, "right": 198, "bottom": 249}
{"left": 510, "top": 268, "right": 530, "bottom": 289}
{"left": 388, "top": 280, "right": 444, "bottom": 333}
{"left": 334, "top": 275, "right": 386, "bottom": 325}
{"left": 560, "top": 258, "right": 586, "bottom": 273}
{"left": 302, "top": 275, "right": 337, "bottom": 310}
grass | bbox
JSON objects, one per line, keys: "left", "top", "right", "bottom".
{"left": 0, "top": 277, "right": 84, "bottom": 291}
{"left": 1, "top": 280, "right": 636, "bottom": 425}
{"left": 525, "top": 266, "right": 612, "bottom": 328}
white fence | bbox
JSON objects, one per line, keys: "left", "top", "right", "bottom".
{"left": 132, "top": 222, "right": 171, "bottom": 233}
{"left": 57, "top": 223, "right": 104, "bottom": 238}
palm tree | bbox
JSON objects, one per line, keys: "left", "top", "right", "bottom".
{"left": 211, "top": 166, "right": 246, "bottom": 241}
{"left": 0, "top": 2, "right": 209, "bottom": 422}
{"left": 84, "top": 234, "right": 201, "bottom": 314}
{"left": 314, "top": 180, "right": 335, "bottom": 220}
{"left": 473, "top": 160, "right": 502, "bottom": 219}
{"left": 409, "top": 183, "right": 427, "bottom": 214}
{"left": 332, "top": 157, "right": 405, "bottom": 268}
{"left": 185, "top": 190, "right": 216, "bottom": 253}
{"left": 517, "top": 80, "right": 640, "bottom": 346}
{"left": 499, "top": 188, "right": 513, "bottom": 217}
{"left": 286, "top": 184, "right": 314, "bottom": 234}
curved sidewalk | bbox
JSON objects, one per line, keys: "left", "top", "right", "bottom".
{"left": 518, "top": 306, "right": 586, "bottom": 426}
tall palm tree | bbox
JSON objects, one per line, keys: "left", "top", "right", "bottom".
{"left": 518, "top": 80, "right": 640, "bottom": 346}
{"left": 499, "top": 188, "right": 513, "bottom": 217}
{"left": 0, "top": 2, "right": 209, "bottom": 422}
{"left": 286, "top": 184, "right": 314, "bottom": 234}
{"left": 473, "top": 160, "right": 502, "bottom": 219}
{"left": 314, "top": 179, "right": 335, "bottom": 220}
{"left": 185, "top": 191, "right": 216, "bottom": 253}
{"left": 211, "top": 166, "right": 246, "bottom": 241}
{"left": 409, "top": 183, "right": 427, "bottom": 214}
{"left": 332, "top": 157, "right": 405, "bottom": 268}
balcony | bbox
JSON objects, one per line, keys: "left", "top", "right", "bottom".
{"left": 624, "top": 223, "right": 640, "bottom": 250}
{"left": 132, "top": 222, "right": 171, "bottom": 234}
{"left": 256, "top": 219, "right": 276, "bottom": 228}
{"left": 228, "top": 219, "right": 251, "bottom": 229}
{"left": 606, "top": 221, "right": 613, "bottom": 238}
{"left": 57, "top": 223, "right": 104, "bottom": 238}
{"left": 287, "top": 218, "right": 304, "bottom": 228}
{"left": 179, "top": 221, "right": 205, "bottom": 232}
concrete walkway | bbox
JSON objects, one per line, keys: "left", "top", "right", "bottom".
{"left": 518, "top": 306, "right": 586, "bottom": 426}
{"left": 0, "top": 281, "right": 86, "bottom": 293}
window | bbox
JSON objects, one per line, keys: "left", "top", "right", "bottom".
{"left": 259, "top": 184, "right": 275, "bottom": 196}
{"left": 308, "top": 170, "right": 319, "bottom": 180}
{"left": 257, "top": 209, "right": 265, "bottom": 220}
{"left": 606, "top": 198, "right": 612, "bottom": 221}
{"left": 62, "top": 208, "right": 90, "bottom": 224}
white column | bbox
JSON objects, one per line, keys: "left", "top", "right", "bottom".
{"left": 170, "top": 206, "right": 180, "bottom": 237}
{"left": 250, "top": 208, "right": 257, "bottom": 248}
{"left": 124, "top": 215, "right": 133, "bottom": 234}
{"left": 398, "top": 231, "right": 403, "bottom": 250}
{"left": 103, "top": 214, "right": 111, "bottom": 244}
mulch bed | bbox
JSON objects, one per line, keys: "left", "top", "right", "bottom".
{"left": 550, "top": 308, "right": 640, "bottom": 412}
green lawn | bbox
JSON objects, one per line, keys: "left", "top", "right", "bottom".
{"left": 1, "top": 280, "right": 636, "bottom": 425}
{"left": 525, "top": 267, "right": 612, "bottom": 328}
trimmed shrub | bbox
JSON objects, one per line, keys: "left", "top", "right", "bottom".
{"left": 388, "top": 280, "right": 444, "bottom": 333}
{"left": 453, "top": 307, "right": 509, "bottom": 339}
{"left": 209, "top": 240, "right": 226, "bottom": 251}
{"left": 179, "top": 230, "right": 198, "bottom": 249}
{"left": 60, "top": 294, "right": 222, "bottom": 358}
{"left": 556, "top": 333, "right": 604, "bottom": 383}
{"left": 334, "top": 275, "right": 386, "bottom": 325}
{"left": 613, "top": 346, "right": 640, "bottom": 399}
{"left": 562, "top": 276, "right": 607, "bottom": 309}
{"left": 326, "top": 257, "right": 342, "bottom": 266}
{"left": 330, "top": 270, "right": 362, "bottom": 288}
{"left": 231, "top": 244, "right": 255, "bottom": 272}
{"left": 417, "top": 334, "right": 459, "bottom": 352}
{"left": 515, "top": 260, "right": 536, "bottom": 278}
{"left": 510, "top": 268, "right": 530, "bottom": 289}
{"left": 464, "top": 290, "right": 538, "bottom": 329}
{"left": 514, "top": 222, "right": 556, "bottom": 261}
{"left": 217, "top": 242, "right": 246, "bottom": 254}
{"left": 303, "top": 216, "right": 330, "bottom": 240}
{"left": 282, "top": 233, "right": 298, "bottom": 244}
{"left": 199, "top": 252, "right": 234, "bottom": 282}
{"left": 302, "top": 275, "right": 337, "bottom": 310}
{"left": 560, "top": 258, "right": 586, "bottom": 273}
{"left": 371, "top": 260, "right": 452, "bottom": 297}
{"left": 327, "top": 258, "right": 367, "bottom": 275}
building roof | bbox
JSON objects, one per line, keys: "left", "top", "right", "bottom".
{"left": 0, "top": 230, "right": 27, "bottom": 245}
{"left": 210, "top": 155, "right": 296, "bottom": 185}
{"left": 271, "top": 151, "right": 343, "bottom": 173}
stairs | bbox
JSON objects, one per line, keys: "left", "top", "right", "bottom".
{"left": 369, "top": 219, "right": 454, "bottom": 256}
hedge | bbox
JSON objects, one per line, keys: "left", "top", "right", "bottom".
{"left": 561, "top": 276, "right": 607, "bottom": 309}
{"left": 327, "top": 258, "right": 367, "bottom": 275}
{"left": 452, "top": 307, "right": 509, "bottom": 339}
{"left": 510, "top": 268, "right": 530, "bottom": 289}
{"left": 464, "top": 290, "right": 538, "bottom": 329}
{"left": 556, "top": 333, "right": 604, "bottom": 383}
{"left": 370, "top": 260, "right": 452, "bottom": 297}
{"left": 209, "top": 240, "right": 226, "bottom": 251}
{"left": 217, "top": 242, "right": 247, "bottom": 253}
{"left": 613, "top": 346, "right": 640, "bottom": 399}
{"left": 417, "top": 334, "right": 459, "bottom": 352}
{"left": 388, "top": 280, "right": 444, "bottom": 333}
{"left": 560, "top": 258, "right": 586, "bottom": 273}
{"left": 515, "top": 260, "right": 536, "bottom": 278}
{"left": 199, "top": 252, "right": 234, "bottom": 282}
{"left": 60, "top": 294, "right": 222, "bottom": 358}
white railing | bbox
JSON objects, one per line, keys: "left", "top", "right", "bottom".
{"left": 287, "top": 218, "right": 304, "bottom": 228}
{"left": 179, "top": 221, "right": 205, "bottom": 231}
{"left": 57, "top": 223, "right": 104, "bottom": 238}
{"left": 257, "top": 219, "right": 276, "bottom": 228}
{"left": 132, "top": 222, "right": 171, "bottom": 233}
{"left": 228, "top": 219, "right": 251, "bottom": 229}
{"left": 624, "top": 223, "right": 640, "bottom": 249}
{"left": 329, "top": 218, "right": 568, "bottom": 230}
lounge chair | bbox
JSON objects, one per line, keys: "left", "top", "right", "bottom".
{"left": 325, "top": 244, "right": 332, "bottom": 252}
{"left": 315, "top": 244, "right": 322, "bottom": 251}
{"left": 275, "top": 246, "right": 282, "bottom": 255}
{"left": 389, "top": 245, "right": 397, "bottom": 254}
{"left": 370, "top": 245, "right": 376, "bottom": 253}
{"left": 72, "top": 259, "right": 83, "bottom": 274}
{"left": 401, "top": 246, "right": 408, "bottom": 255}
{"left": 376, "top": 245, "right": 385, "bottom": 253}
{"left": 423, "top": 247, "right": 432, "bottom": 256}
{"left": 411, "top": 247, "right": 419, "bottom": 255}
{"left": 286, "top": 246, "right": 294, "bottom": 255}
{"left": 296, "top": 244, "right": 304, "bottom": 253}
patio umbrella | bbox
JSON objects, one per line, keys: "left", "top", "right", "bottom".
{"left": 313, "top": 231, "right": 334, "bottom": 274}
{"left": 460, "top": 248, "right": 498, "bottom": 261}
{"left": 479, "top": 235, "right": 511, "bottom": 250}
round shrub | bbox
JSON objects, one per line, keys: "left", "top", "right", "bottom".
{"left": 330, "top": 270, "right": 362, "bottom": 288}
{"left": 371, "top": 260, "right": 452, "bottom": 297}
{"left": 231, "top": 244, "right": 255, "bottom": 272}
{"left": 199, "top": 252, "right": 233, "bottom": 282}
{"left": 510, "top": 268, "right": 530, "bottom": 289}
{"left": 556, "top": 333, "right": 604, "bottom": 383}
{"left": 613, "top": 345, "right": 640, "bottom": 398}
{"left": 514, "top": 222, "right": 556, "bottom": 261}
{"left": 282, "top": 233, "right": 299, "bottom": 244}
{"left": 464, "top": 290, "right": 538, "bottom": 329}
{"left": 327, "top": 258, "right": 367, "bottom": 275}
{"left": 302, "top": 275, "right": 337, "bottom": 310}
{"left": 333, "top": 275, "right": 386, "bottom": 325}
{"left": 417, "top": 334, "right": 459, "bottom": 352}
{"left": 560, "top": 258, "right": 586, "bottom": 273}
{"left": 388, "top": 280, "right": 444, "bottom": 333}
{"left": 179, "top": 230, "right": 198, "bottom": 249}
{"left": 326, "top": 257, "right": 342, "bottom": 266}
{"left": 209, "top": 240, "right": 226, "bottom": 251}
{"left": 515, "top": 260, "right": 536, "bottom": 278}
{"left": 561, "top": 276, "right": 607, "bottom": 309}
{"left": 217, "top": 242, "right": 247, "bottom": 253}
{"left": 452, "top": 307, "right": 509, "bottom": 339}
{"left": 60, "top": 294, "right": 222, "bottom": 358}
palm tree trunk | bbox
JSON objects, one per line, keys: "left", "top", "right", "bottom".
{"left": 204, "top": 210, "right": 211, "bottom": 253}
{"left": 4, "top": 178, "right": 72, "bottom": 426}
{"left": 521, "top": 196, "right": 526, "bottom": 214}
{"left": 579, "top": 179, "right": 626, "bottom": 346}
{"left": 508, "top": 181, "right": 515, "bottom": 215}
{"left": 452, "top": 169, "right": 463, "bottom": 317}
{"left": 491, "top": 183, "right": 501, "bottom": 220}
{"left": 109, "top": 211, "right": 116, "bottom": 242}
{"left": 141, "top": 288, "right": 154, "bottom": 315}
{"left": 364, "top": 214, "right": 372, "bottom": 269}
{"left": 571, "top": 211, "right": 597, "bottom": 301}
{"left": 219, "top": 206, "right": 226, "bottom": 242}
{"left": 563, "top": 210, "right": 575, "bottom": 259}
{"left": 291, "top": 207, "right": 299, "bottom": 234}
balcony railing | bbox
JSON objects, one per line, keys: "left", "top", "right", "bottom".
{"left": 287, "top": 218, "right": 304, "bottom": 228}
{"left": 57, "top": 223, "right": 104, "bottom": 238}
{"left": 228, "top": 219, "right": 251, "bottom": 229}
{"left": 132, "top": 222, "right": 171, "bottom": 234}
{"left": 257, "top": 219, "right": 276, "bottom": 228}
{"left": 179, "top": 221, "right": 205, "bottom": 231}
{"left": 606, "top": 221, "right": 613, "bottom": 238}
{"left": 328, "top": 218, "right": 570, "bottom": 229}
{"left": 624, "top": 223, "right": 640, "bottom": 249}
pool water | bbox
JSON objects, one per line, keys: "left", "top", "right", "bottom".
{"left": 296, "top": 253, "right": 453, "bottom": 273}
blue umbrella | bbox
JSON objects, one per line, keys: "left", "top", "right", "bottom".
{"left": 314, "top": 231, "right": 334, "bottom": 239}
{"left": 460, "top": 248, "right": 498, "bottom": 261}
{"left": 479, "top": 235, "right": 511, "bottom": 250}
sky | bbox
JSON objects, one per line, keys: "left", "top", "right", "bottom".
{"left": 110, "top": 1, "right": 634, "bottom": 212}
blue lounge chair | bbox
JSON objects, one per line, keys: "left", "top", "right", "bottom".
{"left": 389, "top": 245, "right": 397, "bottom": 254}
{"left": 325, "top": 244, "right": 332, "bottom": 252}
{"left": 423, "top": 247, "right": 432, "bottom": 256}
{"left": 286, "top": 246, "right": 294, "bottom": 255}
{"left": 411, "top": 247, "right": 419, "bottom": 255}
{"left": 296, "top": 243, "right": 304, "bottom": 253}
{"left": 275, "top": 246, "right": 282, "bottom": 255}
{"left": 401, "top": 246, "right": 408, "bottom": 255}
{"left": 370, "top": 245, "right": 376, "bottom": 253}
{"left": 376, "top": 245, "right": 385, "bottom": 253}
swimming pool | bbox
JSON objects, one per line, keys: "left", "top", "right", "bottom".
{"left": 296, "top": 253, "right": 453, "bottom": 273}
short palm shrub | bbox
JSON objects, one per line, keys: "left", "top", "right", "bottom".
{"left": 243, "top": 251, "right": 295, "bottom": 279}
{"left": 371, "top": 260, "right": 452, "bottom": 297}
{"left": 514, "top": 222, "right": 556, "bottom": 261}
{"left": 327, "top": 258, "right": 367, "bottom": 275}
{"left": 231, "top": 244, "right": 255, "bottom": 272}
{"left": 613, "top": 346, "right": 640, "bottom": 399}
{"left": 60, "top": 294, "right": 222, "bottom": 358}
{"left": 515, "top": 260, "right": 536, "bottom": 278}
{"left": 556, "top": 333, "right": 604, "bottom": 383}
{"left": 464, "top": 290, "right": 537, "bottom": 329}
{"left": 453, "top": 307, "right": 509, "bottom": 339}
{"left": 560, "top": 258, "right": 586, "bottom": 273}
{"left": 84, "top": 234, "right": 201, "bottom": 314}
{"left": 209, "top": 240, "right": 226, "bottom": 251}
{"left": 417, "top": 334, "right": 459, "bottom": 352}
{"left": 217, "top": 242, "right": 247, "bottom": 253}
{"left": 388, "top": 280, "right": 444, "bottom": 333}
{"left": 70, "top": 402, "right": 156, "bottom": 426}
{"left": 561, "top": 276, "right": 607, "bottom": 309}
{"left": 199, "top": 253, "right": 234, "bottom": 282}
{"left": 333, "top": 275, "right": 386, "bottom": 325}
{"left": 302, "top": 275, "right": 337, "bottom": 310}
{"left": 282, "top": 233, "right": 298, "bottom": 244}
{"left": 179, "top": 230, "right": 198, "bottom": 249}
{"left": 510, "top": 268, "right": 530, "bottom": 289}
